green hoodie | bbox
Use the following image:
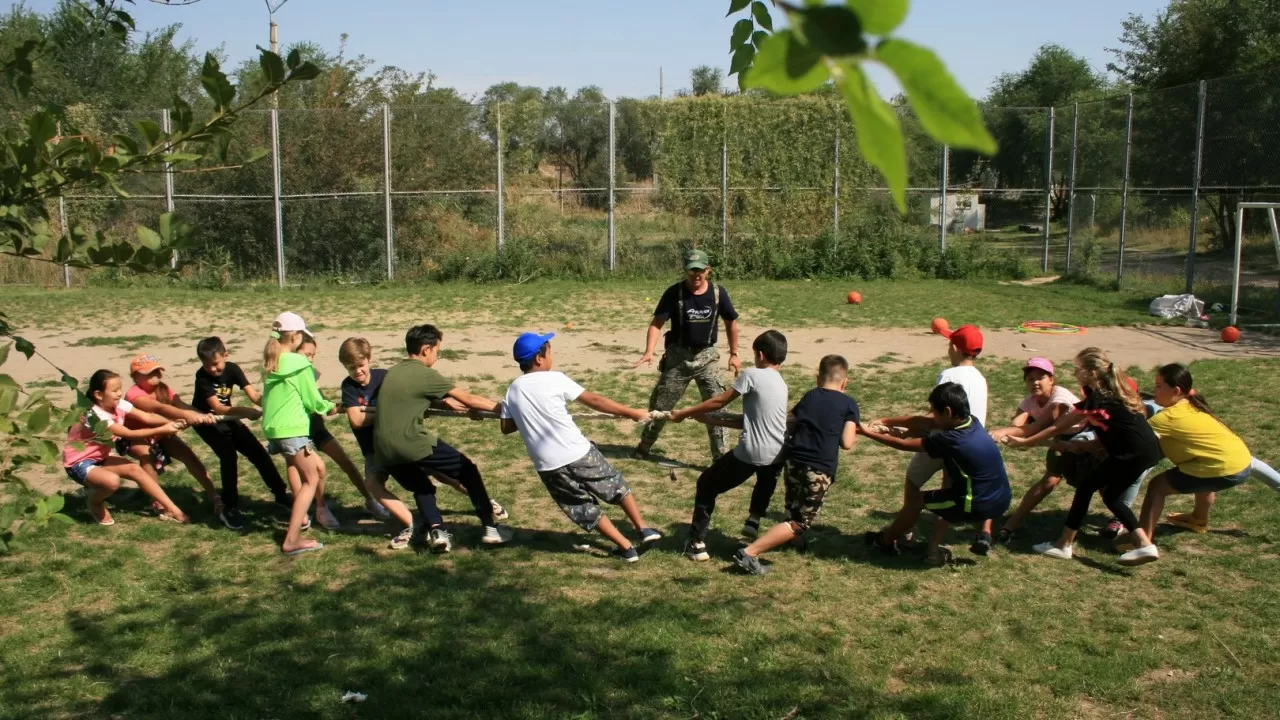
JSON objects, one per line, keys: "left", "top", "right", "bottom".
{"left": 262, "top": 352, "right": 335, "bottom": 440}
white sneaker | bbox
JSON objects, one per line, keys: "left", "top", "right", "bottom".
{"left": 315, "top": 504, "right": 341, "bottom": 530}
{"left": 481, "top": 525, "right": 514, "bottom": 545}
{"left": 1118, "top": 543, "right": 1159, "bottom": 566}
{"left": 490, "top": 500, "right": 509, "bottom": 521}
{"left": 1033, "top": 541, "right": 1073, "bottom": 560}
{"left": 389, "top": 525, "right": 415, "bottom": 550}
{"left": 428, "top": 527, "right": 453, "bottom": 553}
{"left": 365, "top": 498, "right": 391, "bottom": 521}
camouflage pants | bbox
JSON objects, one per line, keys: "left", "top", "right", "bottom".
{"left": 537, "top": 445, "right": 632, "bottom": 531}
{"left": 640, "top": 345, "right": 728, "bottom": 458}
{"left": 784, "top": 460, "right": 835, "bottom": 533}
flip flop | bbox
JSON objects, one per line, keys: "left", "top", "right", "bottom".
{"left": 282, "top": 542, "right": 325, "bottom": 556}
{"left": 93, "top": 512, "right": 115, "bottom": 526}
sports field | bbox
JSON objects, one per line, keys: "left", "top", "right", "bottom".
{"left": 2, "top": 278, "right": 1279, "bottom": 719}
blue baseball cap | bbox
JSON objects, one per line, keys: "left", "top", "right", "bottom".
{"left": 513, "top": 332, "right": 556, "bottom": 363}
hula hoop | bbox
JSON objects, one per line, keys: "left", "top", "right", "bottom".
{"left": 1019, "top": 321, "right": 1087, "bottom": 335}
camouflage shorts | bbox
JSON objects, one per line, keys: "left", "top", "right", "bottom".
{"left": 536, "top": 444, "right": 632, "bottom": 531}
{"left": 783, "top": 460, "right": 834, "bottom": 532}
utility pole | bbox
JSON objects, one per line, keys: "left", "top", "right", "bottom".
{"left": 659, "top": 67, "right": 664, "bottom": 100}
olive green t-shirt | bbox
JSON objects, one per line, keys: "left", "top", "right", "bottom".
{"left": 373, "top": 360, "right": 455, "bottom": 466}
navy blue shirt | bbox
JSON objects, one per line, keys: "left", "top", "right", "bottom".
{"left": 921, "top": 417, "right": 1011, "bottom": 515}
{"left": 653, "top": 281, "right": 738, "bottom": 349}
{"left": 786, "top": 387, "right": 861, "bottom": 476}
{"left": 340, "top": 369, "right": 387, "bottom": 458}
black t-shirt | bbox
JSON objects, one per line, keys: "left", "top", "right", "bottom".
{"left": 653, "top": 281, "right": 739, "bottom": 349}
{"left": 786, "top": 387, "right": 860, "bottom": 476}
{"left": 1074, "top": 388, "right": 1163, "bottom": 466}
{"left": 341, "top": 368, "right": 387, "bottom": 458}
{"left": 193, "top": 361, "right": 251, "bottom": 413}
{"left": 921, "top": 418, "right": 1012, "bottom": 515}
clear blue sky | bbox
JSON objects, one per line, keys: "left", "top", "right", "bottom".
{"left": 12, "top": 0, "right": 1169, "bottom": 99}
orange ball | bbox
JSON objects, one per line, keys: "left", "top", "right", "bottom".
{"left": 931, "top": 317, "right": 950, "bottom": 335}
{"left": 1221, "top": 326, "right": 1241, "bottom": 343}
{"left": 847, "top": 291, "right": 862, "bottom": 305}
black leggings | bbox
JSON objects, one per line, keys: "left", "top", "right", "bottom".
{"left": 689, "top": 452, "right": 781, "bottom": 541}
{"left": 1064, "top": 456, "right": 1148, "bottom": 532}
{"left": 385, "top": 441, "right": 494, "bottom": 529}
{"left": 193, "top": 421, "right": 289, "bottom": 508}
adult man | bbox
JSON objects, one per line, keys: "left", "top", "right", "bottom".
{"left": 632, "top": 248, "right": 741, "bottom": 459}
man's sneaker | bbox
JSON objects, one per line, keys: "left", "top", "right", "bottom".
{"left": 480, "top": 525, "right": 514, "bottom": 545}
{"left": 969, "top": 531, "right": 992, "bottom": 556}
{"left": 315, "top": 504, "right": 341, "bottom": 530}
{"left": 364, "top": 498, "right": 391, "bottom": 521}
{"left": 612, "top": 546, "right": 640, "bottom": 563}
{"left": 490, "top": 500, "right": 510, "bottom": 521}
{"left": 1166, "top": 512, "right": 1209, "bottom": 534}
{"left": 996, "top": 528, "right": 1015, "bottom": 546}
{"left": 639, "top": 528, "right": 663, "bottom": 545}
{"left": 864, "top": 530, "right": 900, "bottom": 556}
{"left": 389, "top": 525, "right": 416, "bottom": 550}
{"left": 630, "top": 443, "right": 652, "bottom": 460}
{"left": 1033, "top": 541, "right": 1073, "bottom": 560}
{"left": 925, "top": 547, "right": 953, "bottom": 568}
{"left": 1118, "top": 543, "right": 1160, "bottom": 566}
{"left": 427, "top": 527, "right": 453, "bottom": 553}
{"left": 741, "top": 515, "right": 761, "bottom": 539}
{"left": 1099, "top": 518, "right": 1124, "bottom": 539}
{"left": 218, "top": 506, "right": 246, "bottom": 531}
{"left": 731, "top": 548, "right": 769, "bottom": 575}
{"left": 685, "top": 539, "right": 710, "bottom": 562}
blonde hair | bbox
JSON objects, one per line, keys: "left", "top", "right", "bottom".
{"left": 338, "top": 337, "right": 372, "bottom": 366}
{"left": 263, "top": 330, "right": 302, "bottom": 373}
{"left": 1075, "top": 347, "right": 1144, "bottom": 415}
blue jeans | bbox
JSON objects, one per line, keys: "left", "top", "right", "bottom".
{"left": 65, "top": 459, "right": 100, "bottom": 485}
{"left": 267, "top": 436, "right": 315, "bottom": 457}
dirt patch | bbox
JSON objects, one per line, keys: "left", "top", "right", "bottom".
{"left": 1139, "top": 667, "right": 1198, "bottom": 686}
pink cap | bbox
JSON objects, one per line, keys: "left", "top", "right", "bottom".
{"left": 1022, "top": 357, "right": 1055, "bottom": 376}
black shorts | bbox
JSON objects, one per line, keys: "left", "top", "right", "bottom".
{"left": 309, "top": 414, "right": 334, "bottom": 447}
{"left": 921, "top": 489, "right": 1008, "bottom": 524}
{"left": 1045, "top": 447, "right": 1101, "bottom": 487}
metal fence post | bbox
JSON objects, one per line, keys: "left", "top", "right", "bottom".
{"left": 1117, "top": 93, "right": 1134, "bottom": 284}
{"left": 832, "top": 124, "right": 840, "bottom": 248}
{"left": 1065, "top": 101, "right": 1079, "bottom": 273}
{"left": 721, "top": 104, "right": 728, "bottom": 253}
{"left": 607, "top": 101, "right": 616, "bottom": 271}
{"left": 1089, "top": 194, "right": 1096, "bottom": 232}
{"left": 496, "top": 103, "right": 505, "bottom": 254}
{"left": 382, "top": 104, "right": 394, "bottom": 281}
{"left": 270, "top": 108, "right": 285, "bottom": 288}
{"left": 161, "top": 108, "right": 177, "bottom": 269}
{"left": 58, "top": 195, "right": 70, "bottom": 288}
{"left": 1186, "top": 80, "right": 1207, "bottom": 293}
{"left": 939, "top": 144, "right": 949, "bottom": 251}
{"left": 1042, "top": 106, "right": 1054, "bottom": 273}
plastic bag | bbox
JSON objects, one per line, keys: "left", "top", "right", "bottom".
{"left": 1148, "top": 294, "right": 1205, "bottom": 320}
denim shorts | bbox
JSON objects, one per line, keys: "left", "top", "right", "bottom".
{"left": 1166, "top": 465, "right": 1251, "bottom": 494}
{"left": 65, "top": 459, "right": 101, "bottom": 486}
{"left": 267, "top": 437, "right": 315, "bottom": 457}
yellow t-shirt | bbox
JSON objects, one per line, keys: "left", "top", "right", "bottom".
{"left": 1147, "top": 400, "right": 1251, "bottom": 478}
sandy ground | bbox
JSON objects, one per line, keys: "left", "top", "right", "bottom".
{"left": 10, "top": 321, "right": 1280, "bottom": 399}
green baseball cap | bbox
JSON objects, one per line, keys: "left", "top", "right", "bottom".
{"left": 683, "top": 248, "right": 710, "bottom": 270}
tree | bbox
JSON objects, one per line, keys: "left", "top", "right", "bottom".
{"left": 540, "top": 86, "right": 610, "bottom": 201}
{"left": 690, "top": 65, "right": 723, "bottom": 96}
{"left": 481, "top": 82, "right": 546, "bottom": 174}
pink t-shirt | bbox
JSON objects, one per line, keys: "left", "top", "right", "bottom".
{"left": 1017, "top": 385, "right": 1079, "bottom": 423}
{"left": 123, "top": 384, "right": 181, "bottom": 430}
{"left": 63, "top": 399, "right": 134, "bottom": 467}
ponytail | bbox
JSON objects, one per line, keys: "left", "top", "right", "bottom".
{"left": 1076, "top": 347, "right": 1145, "bottom": 416}
{"left": 1158, "top": 363, "right": 1218, "bottom": 420}
{"left": 263, "top": 330, "right": 301, "bottom": 374}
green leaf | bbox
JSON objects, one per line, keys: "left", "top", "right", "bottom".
{"left": 838, "top": 61, "right": 907, "bottom": 213}
{"left": 60, "top": 372, "right": 77, "bottom": 390}
{"left": 259, "top": 50, "right": 286, "bottom": 85}
{"left": 727, "top": 0, "right": 751, "bottom": 15}
{"left": 199, "top": 53, "right": 236, "bottom": 110}
{"left": 14, "top": 337, "right": 34, "bottom": 359}
{"left": 27, "top": 110, "right": 56, "bottom": 146}
{"left": 752, "top": 31, "right": 769, "bottom": 50}
{"left": 26, "top": 404, "right": 50, "bottom": 433}
{"left": 171, "top": 98, "right": 193, "bottom": 134}
{"left": 794, "top": 6, "right": 867, "bottom": 56}
{"left": 287, "top": 62, "right": 322, "bottom": 82}
{"left": 135, "top": 119, "right": 162, "bottom": 147}
{"left": 875, "top": 39, "right": 997, "bottom": 155}
{"left": 0, "top": 386, "right": 18, "bottom": 414}
{"left": 161, "top": 152, "right": 202, "bottom": 163}
{"left": 43, "top": 493, "right": 64, "bottom": 515}
{"left": 729, "top": 44, "right": 756, "bottom": 76}
{"left": 286, "top": 48, "right": 301, "bottom": 70}
{"left": 0, "top": 342, "right": 9, "bottom": 368}
{"left": 730, "top": 19, "right": 754, "bottom": 51}
{"left": 49, "top": 513, "right": 75, "bottom": 526}
{"left": 245, "top": 147, "right": 270, "bottom": 164}
{"left": 136, "top": 225, "right": 161, "bottom": 250}
{"left": 845, "top": 0, "right": 909, "bottom": 34}
{"left": 751, "top": 1, "right": 773, "bottom": 31}
{"left": 743, "top": 31, "right": 829, "bottom": 95}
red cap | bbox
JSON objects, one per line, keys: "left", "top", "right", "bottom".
{"left": 941, "top": 324, "right": 983, "bottom": 355}
{"left": 1126, "top": 376, "right": 1139, "bottom": 394}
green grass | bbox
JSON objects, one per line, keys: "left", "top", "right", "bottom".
{"left": 3, "top": 357, "right": 1280, "bottom": 718}
{"left": 67, "top": 334, "right": 163, "bottom": 351}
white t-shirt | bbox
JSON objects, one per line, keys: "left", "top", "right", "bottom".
{"left": 937, "top": 365, "right": 988, "bottom": 427}
{"left": 500, "top": 371, "right": 592, "bottom": 472}
{"left": 731, "top": 367, "right": 789, "bottom": 466}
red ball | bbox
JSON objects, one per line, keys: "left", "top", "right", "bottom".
{"left": 1221, "top": 326, "right": 1241, "bottom": 343}
{"left": 847, "top": 291, "right": 862, "bottom": 305}
{"left": 931, "top": 317, "right": 950, "bottom": 335}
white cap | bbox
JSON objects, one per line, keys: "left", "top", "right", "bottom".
{"left": 272, "top": 311, "right": 309, "bottom": 335}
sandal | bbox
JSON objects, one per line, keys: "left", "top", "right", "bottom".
{"left": 91, "top": 507, "right": 115, "bottom": 526}
{"left": 282, "top": 542, "right": 325, "bottom": 556}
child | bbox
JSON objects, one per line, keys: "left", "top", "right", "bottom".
{"left": 262, "top": 312, "right": 338, "bottom": 556}
{"left": 338, "top": 337, "right": 508, "bottom": 551}
{"left": 371, "top": 324, "right": 513, "bottom": 553}
{"left": 1135, "top": 363, "right": 1253, "bottom": 541}
{"left": 870, "top": 324, "right": 989, "bottom": 547}
{"left": 122, "top": 354, "right": 223, "bottom": 516}
{"left": 861, "top": 382, "right": 1012, "bottom": 567}
{"left": 670, "top": 330, "right": 789, "bottom": 562}
{"left": 63, "top": 369, "right": 191, "bottom": 525}
{"left": 499, "top": 332, "right": 662, "bottom": 562}
{"left": 295, "top": 333, "right": 389, "bottom": 528}
{"left": 987, "top": 358, "right": 1099, "bottom": 545}
{"left": 733, "top": 354, "right": 860, "bottom": 576}
{"left": 191, "top": 336, "right": 293, "bottom": 530}
{"left": 1008, "top": 347, "right": 1164, "bottom": 565}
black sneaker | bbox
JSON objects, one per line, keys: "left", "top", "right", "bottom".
{"left": 970, "top": 531, "right": 992, "bottom": 556}
{"left": 612, "top": 546, "right": 640, "bottom": 563}
{"left": 219, "top": 506, "right": 246, "bottom": 531}
{"left": 731, "top": 548, "right": 769, "bottom": 575}
{"left": 685, "top": 539, "right": 710, "bottom": 561}
{"left": 630, "top": 443, "right": 652, "bottom": 460}
{"left": 864, "top": 530, "right": 900, "bottom": 556}
{"left": 996, "top": 528, "right": 1015, "bottom": 546}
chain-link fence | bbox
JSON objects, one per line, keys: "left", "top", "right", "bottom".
{"left": 27, "top": 65, "right": 1280, "bottom": 288}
